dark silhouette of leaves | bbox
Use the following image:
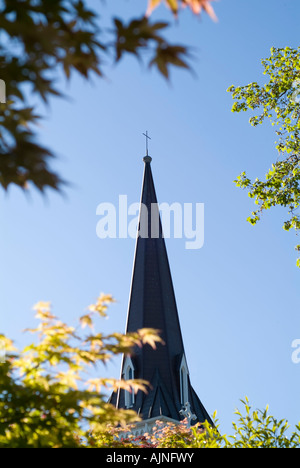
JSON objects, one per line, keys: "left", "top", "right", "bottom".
{"left": 0, "top": 0, "right": 217, "bottom": 194}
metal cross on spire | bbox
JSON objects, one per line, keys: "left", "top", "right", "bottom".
{"left": 142, "top": 131, "right": 151, "bottom": 156}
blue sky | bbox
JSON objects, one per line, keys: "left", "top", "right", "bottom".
{"left": 1, "top": 0, "right": 300, "bottom": 435}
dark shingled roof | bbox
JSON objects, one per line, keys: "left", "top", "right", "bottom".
{"left": 109, "top": 156, "right": 212, "bottom": 426}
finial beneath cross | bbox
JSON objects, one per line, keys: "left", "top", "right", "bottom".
{"left": 142, "top": 131, "right": 151, "bottom": 156}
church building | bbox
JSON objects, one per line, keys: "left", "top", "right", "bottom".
{"left": 109, "top": 144, "right": 212, "bottom": 435}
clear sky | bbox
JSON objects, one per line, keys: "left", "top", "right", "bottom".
{"left": 1, "top": 0, "right": 300, "bottom": 435}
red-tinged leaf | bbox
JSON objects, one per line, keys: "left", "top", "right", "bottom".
{"left": 147, "top": 0, "right": 218, "bottom": 21}
{"left": 182, "top": 0, "right": 218, "bottom": 21}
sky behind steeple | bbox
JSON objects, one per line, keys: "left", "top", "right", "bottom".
{"left": 1, "top": 1, "right": 299, "bottom": 435}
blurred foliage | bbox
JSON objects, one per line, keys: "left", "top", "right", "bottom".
{"left": 0, "top": 294, "right": 162, "bottom": 448}
{"left": 0, "top": 0, "right": 217, "bottom": 193}
{"left": 1, "top": 296, "right": 299, "bottom": 448}
{"left": 228, "top": 46, "right": 300, "bottom": 267}
{"left": 92, "top": 396, "right": 300, "bottom": 448}
{"left": 147, "top": 0, "right": 217, "bottom": 20}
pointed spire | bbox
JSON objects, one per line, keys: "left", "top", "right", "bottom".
{"left": 110, "top": 154, "right": 212, "bottom": 427}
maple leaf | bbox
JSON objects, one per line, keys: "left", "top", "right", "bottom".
{"left": 147, "top": 0, "right": 218, "bottom": 21}
{"left": 79, "top": 314, "right": 94, "bottom": 329}
{"left": 182, "top": 0, "right": 218, "bottom": 21}
{"left": 33, "top": 302, "right": 56, "bottom": 320}
{"left": 137, "top": 328, "right": 164, "bottom": 349}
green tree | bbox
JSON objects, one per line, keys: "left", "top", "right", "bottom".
{"left": 1, "top": 299, "right": 299, "bottom": 448}
{"left": 92, "top": 397, "right": 300, "bottom": 448}
{"left": 228, "top": 46, "right": 300, "bottom": 267}
{"left": 0, "top": 0, "right": 217, "bottom": 194}
{"left": 0, "top": 294, "right": 162, "bottom": 448}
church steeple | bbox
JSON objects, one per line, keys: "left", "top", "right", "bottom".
{"left": 110, "top": 151, "right": 212, "bottom": 431}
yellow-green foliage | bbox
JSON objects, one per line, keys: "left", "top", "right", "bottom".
{"left": 1, "top": 296, "right": 299, "bottom": 448}
{"left": 0, "top": 295, "right": 161, "bottom": 448}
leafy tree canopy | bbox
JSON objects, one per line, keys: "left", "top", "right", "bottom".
{"left": 228, "top": 47, "right": 300, "bottom": 267}
{"left": 1, "top": 296, "right": 299, "bottom": 448}
{"left": 0, "top": 294, "right": 162, "bottom": 448}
